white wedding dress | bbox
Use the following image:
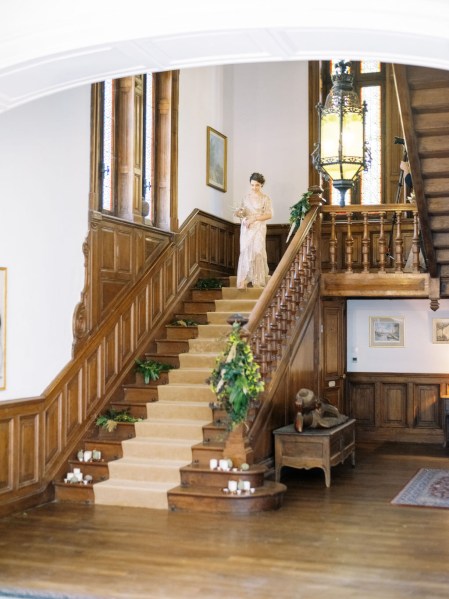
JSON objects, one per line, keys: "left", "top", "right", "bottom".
{"left": 236, "top": 192, "right": 272, "bottom": 288}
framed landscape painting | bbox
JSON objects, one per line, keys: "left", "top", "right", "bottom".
{"left": 0, "top": 267, "right": 6, "bottom": 389}
{"left": 206, "top": 126, "right": 227, "bottom": 192}
{"left": 432, "top": 318, "right": 449, "bottom": 344}
{"left": 369, "top": 316, "right": 404, "bottom": 348}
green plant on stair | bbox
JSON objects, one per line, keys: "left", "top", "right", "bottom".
{"left": 207, "top": 322, "right": 264, "bottom": 429}
{"left": 135, "top": 359, "right": 173, "bottom": 384}
{"left": 194, "top": 278, "right": 223, "bottom": 289}
{"left": 96, "top": 408, "right": 142, "bottom": 432}
{"left": 169, "top": 319, "right": 199, "bottom": 327}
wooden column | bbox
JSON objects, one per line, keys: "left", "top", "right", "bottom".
{"left": 116, "top": 77, "right": 135, "bottom": 221}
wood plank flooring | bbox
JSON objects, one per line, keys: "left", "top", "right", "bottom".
{"left": 1, "top": 442, "right": 449, "bottom": 599}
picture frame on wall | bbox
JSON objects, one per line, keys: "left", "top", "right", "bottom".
{"left": 369, "top": 316, "right": 404, "bottom": 348}
{"left": 206, "top": 126, "right": 227, "bottom": 192}
{"left": 0, "top": 267, "right": 6, "bottom": 390}
{"left": 432, "top": 318, "right": 449, "bottom": 344}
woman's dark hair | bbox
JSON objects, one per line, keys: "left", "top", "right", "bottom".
{"left": 249, "top": 172, "right": 265, "bottom": 186}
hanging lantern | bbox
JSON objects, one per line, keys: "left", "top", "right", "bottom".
{"left": 313, "top": 60, "right": 370, "bottom": 206}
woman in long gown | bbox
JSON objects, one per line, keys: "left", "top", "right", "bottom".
{"left": 234, "top": 172, "right": 273, "bottom": 289}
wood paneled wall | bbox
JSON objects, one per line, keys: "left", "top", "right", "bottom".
{"left": 347, "top": 372, "right": 449, "bottom": 443}
{"left": 0, "top": 211, "right": 236, "bottom": 517}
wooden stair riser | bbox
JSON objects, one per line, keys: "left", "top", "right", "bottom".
{"left": 178, "top": 352, "right": 217, "bottom": 369}
{"left": 165, "top": 326, "right": 199, "bottom": 340}
{"left": 183, "top": 300, "right": 217, "bottom": 313}
{"left": 143, "top": 353, "right": 181, "bottom": 367}
{"left": 155, "top": 339, "right": 190, "bottom": 354}
{"left": 167, "top": 481, "right": 286, "bottom": 513}
{"left": 221, "top": 287, "right": 263, "bottom": 300}
{"left": 168, "top": 368, "right": 211, "bottom": 385}
{"left": 179, "top": 466, "right": 266, "bottom": 488}
{"left": 135, "top": 371, "right": 171, "bottom": 386}
{"left": 191, "top": 443, "right": 255, "bottom": 467}
{"left": 110, "top": 401, "right": 148, "bottom": 419}
{"left": 122, "top": 439, "right": 195, "bottom": 461}
{"left": 190, "top": 289, "right": 224, "bottom": 301}
{"left": 122, "top": 386, "right": 159, "bottom": 402}
{"left": 202, "top": 423, "right": 228, "bottom": 444}
{"left": 108, "top": 459, "right": 184, "bottom": 483}
{"left": 174, "top": 312, "right": 209, "bottom": 324}
{"left": 157, "top": 384, "right": 215, "bottom": 403}
{"left": 67, "top": 460, "right": 109, "bottom": 481}
{"left": 146, "top": 401, "right": 212, "bottom": 421}
{"left": 83, "top": 440, "right": 123, "bottom": 461}
{"left": 136, "top": 419, "right": 209, "bottom": 439}
{"left": 95, "top": 422, "right": 136, "bottom": 441}
{"left": 54, "top": 483, "right": 95, "bottom": 504}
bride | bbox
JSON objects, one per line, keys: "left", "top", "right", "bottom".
{"left": 234, "top": 172, "right": 273, "bottom": 289}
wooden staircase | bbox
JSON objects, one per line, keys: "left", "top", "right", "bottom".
{"left": 394, "top": 64, "right": 449, "bottom": 298}
{"left": 56, "top": 279, "right": 286, "bottom": 512}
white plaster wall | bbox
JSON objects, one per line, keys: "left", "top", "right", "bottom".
{"left": 0, "top": 87, "right": 90, "bottom": 400}
{"left": 178, "top": 62, "right": 309, "bottom": 226}
{"left": 347, "top": 299, "right": 449, "bottom": 373}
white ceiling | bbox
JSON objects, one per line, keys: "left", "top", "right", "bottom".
{"left": 1, "top": 0, "right": 449, "bottom": 114}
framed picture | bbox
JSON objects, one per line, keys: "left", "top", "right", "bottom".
{"left": 0, "top": 267, "right": 6, "bottom": 390}
{"left": 432, "top": 318, "right": 449, "bottom": 344}
{"left": 369, "top": 316, "right": 404, "bottom": 348}
{"left": 206, "top": 126, "right": 227, "bottom": 192}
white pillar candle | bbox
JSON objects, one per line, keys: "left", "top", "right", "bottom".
{"left": 73, "top": 468, "right": 81, "bottom": 475}
{"left": 67, "top": 473, "right": 75, "bottom": 481}
{"left": 209, "top": 459, "right": 218, "bottom": 470}
{"left": 219, "top": 459, "right": 229, "bottom": 470}
{"left": 228, "top": 480, "right": 238, "bottom": 492}
{"left": 243, "top": 480, "right": 251, "bottom": 491}
{"left": 83, "top": 450, "right": 93, "bottom": 462}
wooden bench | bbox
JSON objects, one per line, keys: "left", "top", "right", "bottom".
{"left": 273, "top": 419, "right": 356, "bottom": 487}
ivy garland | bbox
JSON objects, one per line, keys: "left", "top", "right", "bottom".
{"left": 207, "top": 323, "right": 264, "bottom": 428}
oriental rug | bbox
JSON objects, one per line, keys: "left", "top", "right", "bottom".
{"left": 391, "top": 468, "right": 449, "bottom": 508}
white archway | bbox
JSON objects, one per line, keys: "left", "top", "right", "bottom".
{"left": 2, "top": 0, "right": 449, "bottom": 113}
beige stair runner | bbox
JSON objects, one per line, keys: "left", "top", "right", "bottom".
{"left": 94, "top": 284, "right": 263, "bottom": 509}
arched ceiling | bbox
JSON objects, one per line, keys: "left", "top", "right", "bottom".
{"left": 2, "top": 0, "right": 449, "bottom": 114}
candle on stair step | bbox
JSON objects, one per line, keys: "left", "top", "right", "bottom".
{"left": 209, "top": 459, "right": 218, "bottom": 470}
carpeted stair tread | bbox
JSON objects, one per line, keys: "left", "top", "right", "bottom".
{"left": 94, "top": 478, "right": 173, "bottom": 509}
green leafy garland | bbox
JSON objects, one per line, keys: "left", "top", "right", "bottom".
{"left": 96, "top": 409, "right": 142, "bottom": 432}
{"left": 286, "top": 191, "right": 312, "bottom": 243}
{"left": 207, "top": 323, "right": 264, "bottom": 428}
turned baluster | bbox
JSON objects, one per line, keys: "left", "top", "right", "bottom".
{"left": 377, "top": 212, "right": 386, "bottom": 273}
{"left": 394, "top": 210, "right": 404, "bottom": 272}
{"left": 309, "top": 224, "right": 317, "bottom": 282}
{"left": 411, "top": 211, "right": 420, "bottom": 272}
{"left": 345, "top": 212, "right": 354, "bottom": 273}
{"left": 306, "top": 231, "right": 314, "bottom": 295}
{"left": 302, "top": 242, "right": 310, "bottom": 299}
{"left": 329, "top": 212, "right": 337, "bottom": 273}
{"left": 361, "top": 212, "right": 370, "bottom": 273}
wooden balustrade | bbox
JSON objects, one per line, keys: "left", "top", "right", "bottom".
{"left": 243, "top": 187, "right": 324, "bottom": 384}
{"left": 321, "top": 203, "right": 421, "bottom": 274}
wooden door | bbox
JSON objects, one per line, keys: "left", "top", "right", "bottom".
{"left": 321, "top": 299, "right": 346, "bottom": 414}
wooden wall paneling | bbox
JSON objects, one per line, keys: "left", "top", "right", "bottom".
{"left": 176, "top": 234, "right": 188, "bottom": 288}
{"left": 349, "top": 382, "right": 376, "bottom": 426}
{"left": 101, "top": 227, "right": 116, "bottom": 271}
{"left": 116, "top": 230, "right": 132, "bottom": 274}
{"left": 188, "top": 225, "right": 199, "bottom": 274}
{"left": 0, "top": 417, "right": 12, "bottom": 492}
{"left": 380, "top": 383, "right": 407, "bottom": 427}
{"left": 164, "top": 254, "right": 176, "bottom": 306}
{"left": 209, "top": 225, "right": 219, "bottom": 265}
{"left": 321, "top": 299, "right": 346, "bottom": 413}
{"left": 85, "top": 348, "right": 101, "bottom": 410}
{"left": 217, "top": 228, "right": 227, "bottom": 267}
{"left": 104, "top": 326, "right": 118, "bottom": 391}
{"left": 135, "top": 287, "right": 149, "bottom": 345}
{"left": 18, "top": 414, "right": 39, "bottom": 487}
{"left": 65, "top": 372, "right": 82, "bottom": 438}
{"left": 199, "top": 222, "right": 209, "bottom": 263}
{"left": 119, "top": 305, "right": 134, "bottom": 370}
{"left": 414, "top": 384, "right": 441, "bottom": 428}
{"left": 44, "top": 395, "right": 61, "bottom": 469}
{"left": 152, "top": 269, "right": 163, "bottom": 322}
{"left": 226, "top": 230, "right": 235, "bottom": 270}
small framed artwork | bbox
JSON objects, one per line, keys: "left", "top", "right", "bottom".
{"left": 369, "top": 316, "right": 404, "bottom": 348}
{"left": 0, "top": 267, "right": 6, "bottom": 390}
{"left": 432, "top": 318, "right": 449, "bottom": 344}
{"left": 206, "top": 126, "right": 227, "bottom": 192}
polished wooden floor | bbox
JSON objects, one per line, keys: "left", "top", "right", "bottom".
{"left": 1, "top": 442, "right": 449, "bottom": 599}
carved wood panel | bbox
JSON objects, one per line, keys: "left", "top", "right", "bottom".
{"left": 414, "top": 384, "right": 440, "bottom": 428}
{"left": 0, "top": 418, "right": 12, "bottom": 492}
{"left": 380, "top": 383, "right": 407, "bottom": 427}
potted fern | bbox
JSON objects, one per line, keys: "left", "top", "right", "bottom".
{"left": 135, "top": 359, "right": 172, "bottom": 384}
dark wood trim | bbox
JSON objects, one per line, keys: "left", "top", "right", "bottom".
{"left": 308, "top": 61, "right": 321, "bottom": 187}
